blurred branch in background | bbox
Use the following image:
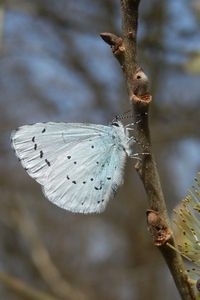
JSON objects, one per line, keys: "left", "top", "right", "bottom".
{"left": 151, "top": 106, "right": 200, "bottom": 144}
{"left": 9, "top": 195, "right": 90, "bottom": 300}
{"left": 0, "top": 272, "right": 58, "bottom": 300}
{"left": 14, "top": 198, "right": 88, "bottom": 300}
{"left": 0, "top": 0, "right": 5, "bottom": 53}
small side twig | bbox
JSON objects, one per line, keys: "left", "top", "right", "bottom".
{"left": 101, "top": 0, "right": 196, "bottom": 299}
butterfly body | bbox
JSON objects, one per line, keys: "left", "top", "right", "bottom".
{"left": 11, "top": 121, "right": 132, "bottom": 213}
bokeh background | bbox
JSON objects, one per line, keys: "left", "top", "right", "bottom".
{"left": 1, "top": 0, "right": 200, "bottom": 299}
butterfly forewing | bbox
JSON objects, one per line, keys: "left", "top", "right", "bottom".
{"left": 11, "top": 122, "right": 110, "bottom": 185}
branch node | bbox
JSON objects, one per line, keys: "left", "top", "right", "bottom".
{"left": 130, "top": 67, "right": 152, "bottom": 104}
{"left": 146, "top": 209, "right": 171, "bottom": 246}
{"left": 131, "top": 93, "right": 152, "bottom": 105}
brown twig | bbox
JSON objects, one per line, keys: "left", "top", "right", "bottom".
{"left": 101, "top": 0, "right": 196, "bottom": 299}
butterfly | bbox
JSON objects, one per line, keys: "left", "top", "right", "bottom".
{"left": 11, "top": 120, "right": 137, "bottom": 213}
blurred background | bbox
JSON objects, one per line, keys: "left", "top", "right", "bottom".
{"left": 0, "top": 0, "right": 200, "bottom": 299}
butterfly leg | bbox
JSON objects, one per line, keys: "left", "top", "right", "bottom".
{"left": 129, "top": 152, "right": 150, "bottom": 160}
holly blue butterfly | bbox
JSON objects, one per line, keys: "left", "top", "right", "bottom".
{"left": 11, "top": 120, "right": 136, "bottom": 213}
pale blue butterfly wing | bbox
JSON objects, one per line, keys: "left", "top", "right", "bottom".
{"left": 11, "top": 122, "right": 109, "bottom": 185}
{"left": 43, "top": 133, "right": 127, "bottom": 213}
{"left": 11, "top": 121, "right": 130, "bottom": 213}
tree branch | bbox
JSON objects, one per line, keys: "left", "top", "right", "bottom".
{"left": 101, "top": 0, "right": 196, "bottom": 299}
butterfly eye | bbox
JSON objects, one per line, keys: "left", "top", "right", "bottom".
{"left": 112, "top": 122, "right": 120, "bottom": 127}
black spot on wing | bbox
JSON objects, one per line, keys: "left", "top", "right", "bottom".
{"left": 42, "top": 128, "right": 46, "bottom": 133}
{"left": 32, "top": 136, "right": 35, "bottom": 142}
{"left": 45, "top": 159, "right": 51, "bottom": 166}
{"left": 67, "top": 155, "right": 71, "bottom": 159}
{"left": 40, "top": 150, "right": 43, "bottom": 158}
{"left": 97, "top": 199, "right": 104, "bottom": 204}
{"left": 94, "top": 181, "right": 103, "bottom": 191}
{"left": 95, "top": 186, "right": 101, "bottom": 190}
{"left": 34, "top": 144, "right": 37, "bottom": 150}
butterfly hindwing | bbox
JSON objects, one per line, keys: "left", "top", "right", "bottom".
{"left": 43, "top": 137, "right": 127, "bottom": 213}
